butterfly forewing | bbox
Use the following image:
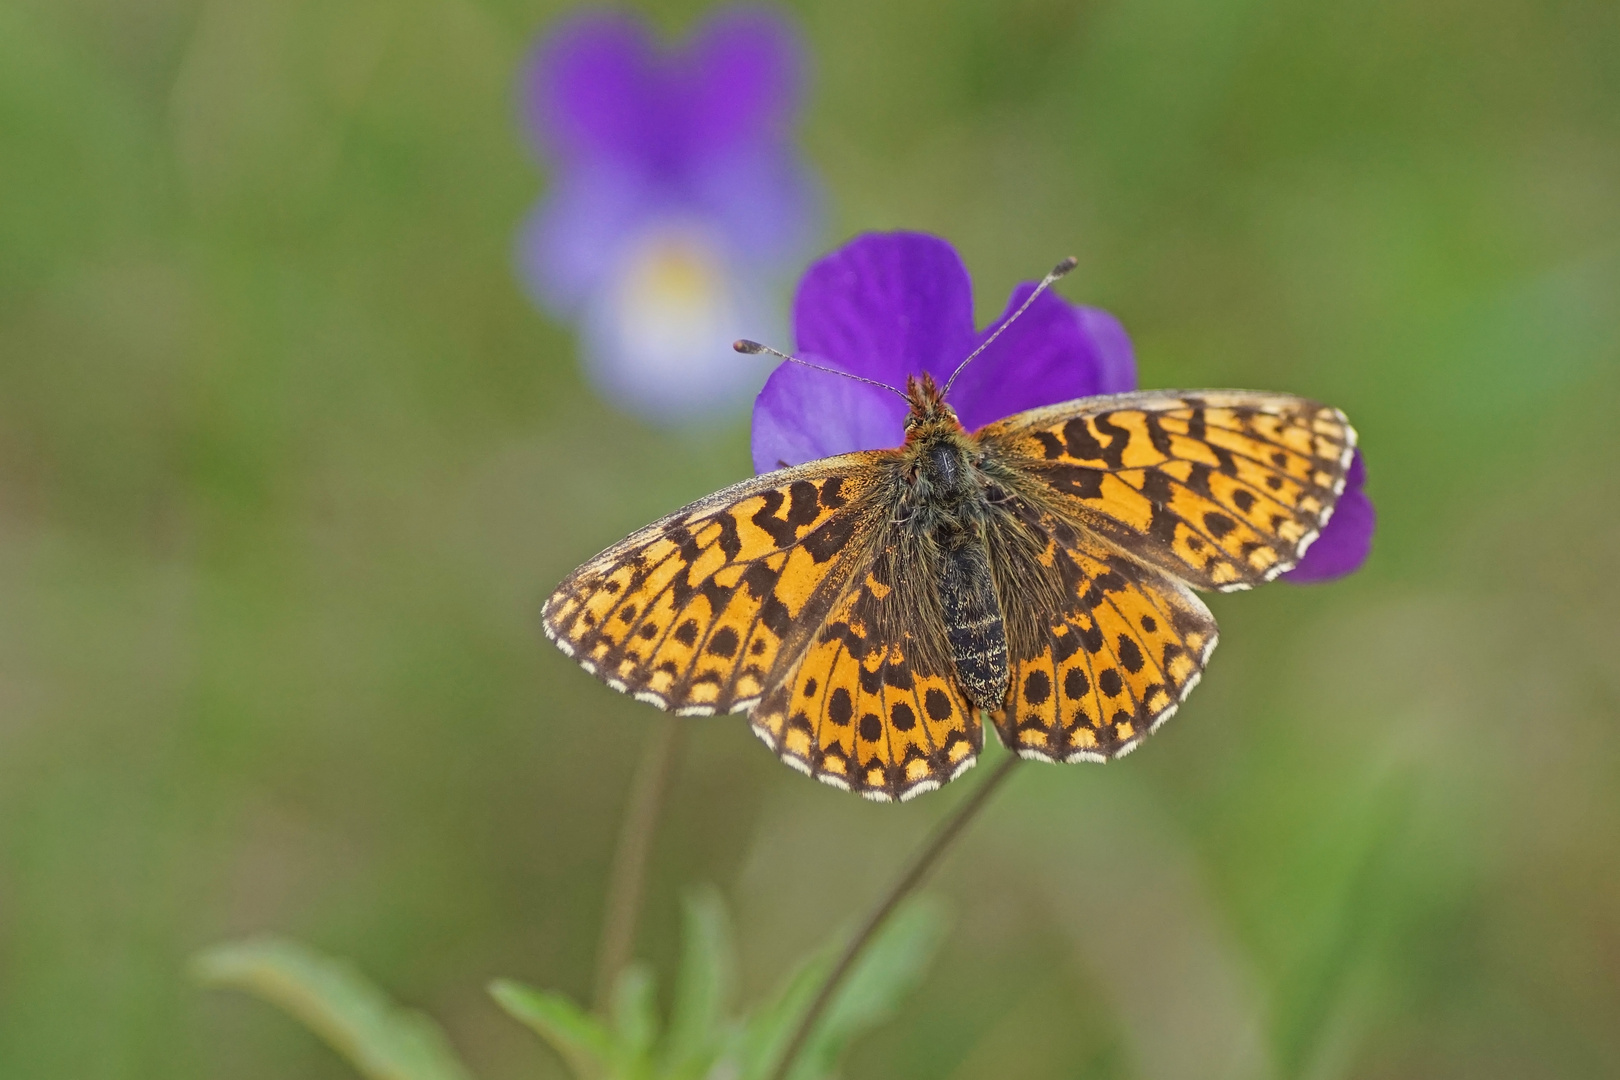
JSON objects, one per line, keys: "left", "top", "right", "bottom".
{"left": 979, "top": 391, "right": 1357, "bottom": 592}
{"left": 542, "top": 455, "right": 891, "bottom": 717}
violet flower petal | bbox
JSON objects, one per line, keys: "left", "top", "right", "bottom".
{"left": 689, "top": 149, "right": 820, "bottom": 269}
{"left": 1285, "top": 451, "right": 1374, "bottom": 582}
{"left": 945, "top": 285, "right": 1138, "bottom": 432}
{"left": 682, "top": 6, "right": 804, "bottom": 160}
{"left": 522, "top": 12, "right": 661, "bottom": 168}
{"left": 792, "top": 232, "right": 978, "bottom": 389}
{"left": 751, "top": 360, "right": 907, "bottom": 473}
{"left": 517, "top": 166, "right": 656, "bottom": 313}
{"left": 752, "top": 232, "right": 981, "bottom": 470}
{"left": 752, "top": 232, "right": 1144, "bottom": 468}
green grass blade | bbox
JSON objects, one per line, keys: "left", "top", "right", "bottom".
{"left": 733, "top": 897, "right": 949, "bottom": 1080}
{"left": 610, "top": 962, "right": 659, "bottom": 1067}
{"left": 790, "top": 898, "right": 948, "bottom": 1080}
{"left": 193, "top": 937, "right": 473, "bottom": 1080}
{"left": 488, "top": 979, "right": 614, "bottom": 1079}
{"left": 662, "top": 886, "right": 734, "bottom": 1076}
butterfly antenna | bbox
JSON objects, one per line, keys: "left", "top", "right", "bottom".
{"left": 733, "top": 340, "right": 909, "bottom": 401}
{"left": 940, "top": 256, "right": 1078, "bottom": 399}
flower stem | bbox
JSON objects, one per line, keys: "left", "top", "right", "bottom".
{"left": 593, "top": 714, "right": 685, "bottom": 1011}
{"left": 767, "top": 753, "right": 1022, "bottom": 1080}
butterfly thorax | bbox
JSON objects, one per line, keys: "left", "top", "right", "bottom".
{"left": 895, "top": 372, "right": 1010, "bottom": 709}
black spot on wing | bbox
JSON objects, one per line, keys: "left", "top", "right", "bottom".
{"left": 818, "top": 476, "right": 846, "bottom": 509}
{"left": 802, "top": 510, "right": 858, "bottom": 563}
{"left": 1052, "top": 630, "right": 1082, "bottom": 662}
{"left": 1040, "top": 464, "right": 1104, "bottom": 499}
{"left": 1117, "top": 634, "right": 1144, "bottom": 674}
{"left": 714, "top": 514, "right": 742, "bottom": 560}
{"left": 1023, "top": 670, "right": 1051, "bottom": 705}
{"left": 759, "top": 595, "right": 792, "bottom": 637}
{"left": 1064, "top": 667, "right": 1089, "bottom": 699}
{"left": 742, "top": 561, "right": 780, "bottom": 599}
{"left": 786, "top": 481, "right": 820, "bottom": 529}
{"left": 751, "top": 489, "right": 796, "bottom": 546}
{"left": 1062, "top": 416, "right": 1127, "bottom": 467}
{"left": 828, "top": 687, "right": 853, "bottom": 726}
{"left": 707, "top": 627, "right": 740, "bottom": 658}
{"left": 1144, "top": 412, "right": 1173, "bottom": 456}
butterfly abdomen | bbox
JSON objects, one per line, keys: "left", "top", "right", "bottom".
{"left": 936, "top": 526, "right": 1008, "bottom": 708}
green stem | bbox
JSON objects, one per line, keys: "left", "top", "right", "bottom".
{"left": 767, "top": 753, "right": 1022, "bottom": 1080}
{"left": 593, "top": 714, "right": 685, "bottom": 1011}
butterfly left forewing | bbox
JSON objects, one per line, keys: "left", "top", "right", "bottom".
{"left": 979, "top": 390, "right": 1356, "bottom": 592}
{"left": 542, "top": 455, "right": 890, "bottom": 716}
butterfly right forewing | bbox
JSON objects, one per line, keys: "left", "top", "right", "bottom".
{"left": 979, "top": 390, "right": 1356, "bottom": 592}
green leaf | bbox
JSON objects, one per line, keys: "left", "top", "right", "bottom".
{"left": 730, "top": 950, "right": 833, "bottom": 1080}
{"left": 488, "top": 980, "right": 614, "bottom": 1080}
{"left": 732, "top": 897, "right": 949, "bottom": 1080}
{"left": 792, "top": 898, "right": 947, "bottom": 1080}
{"left": 662, "top": 886, "right": 735, "bottom": 1078}
{"left": 611, "top": 962, "right": 659, "bottom": 1067}
{"left": 192, "top": 937, "right": 473, "bottom": 1080}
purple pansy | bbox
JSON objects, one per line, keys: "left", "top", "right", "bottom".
{"left": 751, "top": 232, "right": 1373, "bottom": 582}
{"left": 517, "top": 6, "right": 819, "bottom": 422}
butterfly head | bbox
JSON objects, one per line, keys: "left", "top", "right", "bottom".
{"left": 902, "top": 372, "right": 963, "bottom": 441}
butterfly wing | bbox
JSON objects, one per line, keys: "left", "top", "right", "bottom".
{"left": 978, "top": 390, "right": 1357, "bottom": 592}
{"left": 542, "top": 455, "right": 892, "bottom": 717}
{"left": 750, "top": 535, "right": 983, "bottom": 802}
{"left": 983, "top": 497, "right": 1218, "bottom": 761}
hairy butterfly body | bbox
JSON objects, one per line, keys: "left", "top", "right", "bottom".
{"left": 543, "top": 374, "right": 1356, "bottom": 801}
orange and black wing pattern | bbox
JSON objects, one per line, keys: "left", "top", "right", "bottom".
{"left": 985, "top": 499, "right": 1218, "bottom": 762}
{"left": 750, "top": 537, "right": 982, "bottom": 802}
{"left": 979, "top": 391, "right": 1356, "bottom": 592}
{"left": 542, "top": 455, "right": 889, "bottom": 717}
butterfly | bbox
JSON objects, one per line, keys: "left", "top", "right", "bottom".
{"left": 542, "top": 264, "right": 1357, "bottom": 802}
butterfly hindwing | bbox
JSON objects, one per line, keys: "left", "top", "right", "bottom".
{"left": 751, "top": 539, "right": 982, "bottom": 802}
{"left": 542, "top": 455, "right": 890, "bottom": 716}
{"left": 986, "top": 499, "right": 1218, "bottom": 761}
{"left": 979, "top": 390, "right": 1356, "bottom": 592}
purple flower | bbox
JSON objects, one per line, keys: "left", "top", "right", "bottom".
{"left": 517, "top": 6, "right": 819, "bottom": 422}
{"left": 750, "top": 231, "right": 1373, "bottom": 582}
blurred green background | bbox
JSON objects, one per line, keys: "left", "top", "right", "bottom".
{"left": 3, "top": 0, "right": 1619, "bottom": 1076}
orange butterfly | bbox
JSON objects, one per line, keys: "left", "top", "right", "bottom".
{"left": 544, "top": 263, "right": 1356, "bottom": 801}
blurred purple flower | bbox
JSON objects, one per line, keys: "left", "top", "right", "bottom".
{"left": 517, "top": 6, "right": 819, "bottom": 422}
{"left": 751, "top": 231, "right": 1372, "bottom": 582}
